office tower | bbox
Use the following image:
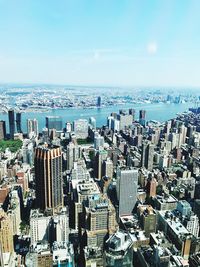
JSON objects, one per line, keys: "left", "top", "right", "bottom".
{"left": 16, "top": 112, "right": 22, "bottom": 133}
{"left": 97, "top": 96, "right": 101, "bottom": 107}
{"left": 30, "top": 209, "right": 51, "bottom": 244}
{"left": 118, "top": 113, "right": 133, "bottom": 130}
{"left": 178, "top": 124, "right": 187, "bottom": 146}
{"left": 66, "top": 142, "right": 80, "bottom": 171}
{"left": 51, "top": 209, "right": 69, "bottom": 243}
{"left": 0, "top": 209, "right": 14, "bottom": 252}
{"left": 95, "top": 149, "right": 108, "bottom": 179}
{"left": 0, "top": 121, "right": 6, "bottom": 140}
{"left": 8, "top": 109, "right": 15, "bottom": 139}
{"left": 80, "top": 195, "right": 116, "bottom": 249}
{"left": 129, "top": 108, "right": 135, "bottom": 121}
{"left": 185, "top": 214, "right": 199, "bottom": 238}
{"left": 194, "top": 199, "right": 200, "bottom": 219}
{"left": 27, "top": 118, "right": 38, "bottom": 138}
{"left": 8, "top": 190, "right": 21, "bottom": 235}
{"left": 46, "top": 116, "right": 62, "bottom": 132}
{"left": 42, "top": 127, "right": 49, "bottom": 143}
{"left": 66, "top": 121, "right": 72, "bottom": 133}
{"left": 177, "top": 200, "right": 192, "bottom": 217}
{"left": 141, "top": 141, "right": 155, "bottom": 170}
{"left": 102, "top": 158, "right": 113, "bottom": 179}
{"left": 35, "top": 144, "right": 63, "bottom": 213}
{"left": 70, "top": 178, "right": 100, "bottom": 230}
{"left": 117, "top": 168, "right": 138, "bottom": 217}
{"left": 22, "top": 140, "right": 34, "bottom": 167}
{"left": 94, "top": 133, "right": 104, "bottom": 149}
{"left": 146, "top": 177, "right": 157, "bottom": 197}
{"left": 73, "top": 119, "right": 88, "bottom": 139}
{"left": 104, "top": 231, "right": 133, "bottom": 267}
{"left": 139, "top": 109, "right": 146, "bottom": 127}
{"left": 107, "top": 116, "right": 120, "bottom": 131}
{"left": 89, "top": 117, "right": 96, "bottom": 130}
{"left": 165, "top": 120, "right": 172, "bottom": 136}
{"left": 0, "top": 243, "right": 3, "bottom": 267}
{"left": 137, "top": 205, "right": 157, "bottom": 237}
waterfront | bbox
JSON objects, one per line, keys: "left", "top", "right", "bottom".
{"left": 0, "top": 102, "right": 192, "bottom": 132}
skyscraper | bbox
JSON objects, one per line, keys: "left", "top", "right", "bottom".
{"left": 80, "top": 195, "right": 116, "bottom": 249}
{"left": 16, "top": 112, "right": 22, "bottom": 133}
{"left": 129, "top": 108, "right": 135, "bottom": 121}
{"left": 73, "top": 119, "right": 88, "bottom": 139}
{"left": 97, "top": 96, "right": 101, "bottom": 108}
{"left": 35, "top": 145, "right": 63, "bottom": 213}
{"left": 94, "top": 133, "right": 104, "bottom": 149}
{"left": 46, "top": 116, "right": 62, "bottom": 132}
{"left": 27, "top": 118, "right": 39, "bottom": 138}
{"left": 89, "top": 117, "right": 96, "bottom": 130}
{"left": 141, "top": 141, "right": 155, "bottom": 170}
{"left": 139, "top": 110, "right": 146, "bottom": 127}
{"left": 117, "top": 168, "right": 138, "bottom": 217}
{"left": 8, "top": 109, "right": 15, "bottom": 139}
{"left": 0, "top": 209, "right": 14, "bottom": 253}
{"left": 0, "top": 121, "right": 6, "bottom": 140}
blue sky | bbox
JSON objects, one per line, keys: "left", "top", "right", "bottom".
{"left": 0, "top": 0, "right": 200, "bottom": 87}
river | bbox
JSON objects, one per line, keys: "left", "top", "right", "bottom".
{"left": 0, "top": 102, "right": 192, "bottom": 133}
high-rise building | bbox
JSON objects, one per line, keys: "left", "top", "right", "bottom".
{"left": 65, "top": 122, "right": 72, "bottom": 133}
{"left": 104, "top": 231, "right": 133, "bottom": 267}
{"left": 73, "top": 119, "right": 88, "bottom": 139}
{"left": 42, "top": 127, "right": 49, "bottom": 143}
{"left": 8, "top": 109, "right": 15, "bottom": 139}
{"left": 184, "top": 214, "right": 199, "bottom": 238}
{"left": 89, "top": 117, "right": 96, "bottom": 130}
{"left": 80, "top": 195, "right": 116, "bottom": 249}
{"left": 0, "top": 209, "right": 14, "bottom": 253}
{"left": 0, "top": 121, "right": 6, "bottom": 140}
{"left": 66, "top": 142, "right": 80, "bottom": 171}
{"left": 139, "top": 110, "right": 146, "bottom": 127}
{"left": 46, "top": 116, "right": 62, "bottom": 132}
{"left": 35, "top": 144, "right": 63, "bottom": 213}
{"left": 0, "top": 242, "right": 3, "bottom": 267}
{"left": 30, "top": 209, "right": 51, "bottom": 244}
{"left": 8, "top": 190, "right": 21, "bottom": 235}
{"left": 141, "top": 141, "right": 155, "bottom": 170}
{"left": 97, "top": 96, "right": 101, "bottom": 107}
{"left": 118, "top": 113, "right": 133, "bottom": 130}
{"left": 70, "top": 178, "right": 100, "bottom": 230}
{"left": 22, "top": 140, "right": 34, "bottom": 167}
{"left": 94, "top": 133, "right": 104, "bottom": 149}
{"left": 27, "top": 119, "right": 39, "bottom": 138}
{"left": 137, "top": 205, "right": 157, "bottom": 237}
{"left": 16, "top": 112, "right": 22, "bottom": 133}
{"left": 102, "top": 158, "right": 113, "bottom": 179}
{"left": 95, "top": 149, "right": 108, "bottom": 179}
{"left": 129, "top": 108, "right": 135, "bottom": 121}
{"left": 177, "top": 200, "right": 192, "bottom": 217}
{"left": 117, "top": 168, "right": 138, "bottom": 217}
{"left": 146, "top": 177, "right": 157, "bottom": 197}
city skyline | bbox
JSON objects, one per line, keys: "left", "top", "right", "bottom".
{"left": 0, "top": 0, "right": 200, "bottom": 87}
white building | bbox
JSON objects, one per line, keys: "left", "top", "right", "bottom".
{"left": 27, "top": 119, "right": 38, "bottom": 138}
{"left": 94, "top": 133, "right": 104, "bottom": 150}
{"left": 186, "top": 214, "right": 199, "bottom": 238}
{"left": 30, "top": 210, "right": 51, "bottom": 245}
{"left": 73, "top": 119, "right": 88, "bottom": 139}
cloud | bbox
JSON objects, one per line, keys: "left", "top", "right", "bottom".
{"left": 93, "top": 50, "right": 100, "bottom": 60}
{"left": 147, "top": 42, "right": 158, "bottom": 55}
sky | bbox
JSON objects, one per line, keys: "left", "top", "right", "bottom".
{"left": 0, "top": 0, "right": 200, "bottom": 87}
